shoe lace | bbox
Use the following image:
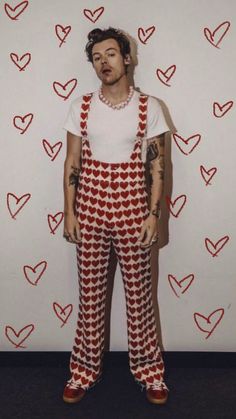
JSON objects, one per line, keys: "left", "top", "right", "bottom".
{"left": 150, "top": 380, "right": 169, "bottom": 392}
{"left": 67, "top": 378, "right": 81, "bottom": 390}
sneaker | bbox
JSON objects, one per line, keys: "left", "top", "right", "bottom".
{"left": 146, "top": 380, "right": 169, "bottom": 404}
{"left": 63, "top": 379, "right": 86, "bottom": 403}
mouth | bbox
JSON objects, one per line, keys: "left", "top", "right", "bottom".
{"left": 101, "top": 67, "right": 112, "bottom": 75}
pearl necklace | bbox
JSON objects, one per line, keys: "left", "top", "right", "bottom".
{"left": 98, "top": 85, "right": 134, "bottom": 110}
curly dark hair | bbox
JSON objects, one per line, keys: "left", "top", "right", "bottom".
{"left": 85, "top": 27, "right": 131, "bottom": 63}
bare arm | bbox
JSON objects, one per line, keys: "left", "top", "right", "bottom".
{"left": 138, "top": 133, "right": 165, "bottom": 247}
{"left": 147, "top": 133, "right": 165, "bottom": 218}
{"left": 63, "top": 131, "right": 82, "bottom": 242}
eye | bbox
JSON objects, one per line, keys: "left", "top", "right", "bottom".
{"left": 93, "top": 56, "right": 100, "bottom": 62}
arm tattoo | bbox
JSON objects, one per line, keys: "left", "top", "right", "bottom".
{"left": 69, "top": 165, "right": 80, "bottom": 188}
{"left": 147, "top": 142, "right": 159, "bottom": 161}
{"left": 151, "top": 201, "right": 161, "bottom": 218}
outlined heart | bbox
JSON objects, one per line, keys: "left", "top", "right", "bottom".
{"left": 53, "top": 302, "right": 73, "bottom": 327}
{"left": 194, "top": 308, "right": 224, "bottom": 339}
{"left": 168, "top": 274, "right": 194, "bottom": 297}
{"left": 156, "top": 65, "right": 176, "bottom": 86}
{"left": 173, "top": 133, "right": 201, "bottom": 155}
{"left": 53, "top": 78, "right": 77, "bottom": 100}
{"left": 23, "top": 261, "right": 47, "bottom": 286}
{"left": 5, "top": 324, "right": 35, "bottom": 348}
{"left": 55, "top": 24, "right": 71, "bottom": 47}
{"left": 42, "top": 139, "right": 62, "bottom": 161}
{"left": 204, "top": 21, "right": 230, "bottom": 48}
{"left": 213, "top": 101, "right": 233, "bottom": 117}
{"left": 7, "top": 192, "right": 31, "bottom": 219}
{"left": 4, "top": 1, "right": 29, "bottom": 20}
{"left": 47, "top": 212, "right": 64, "bottom": 234}
{"left": 83, "top": 7, "right": 104, "bottom": 23}
{"left": 13, "top": 113, "right": 33, "bottom": 134}
{"left": 166, "top": 194, "right": 187, "bottom": 218}
{"left": 10, "top": 52, "right": 31, "bottom": 71}
{"left": 200, "top": 165, "right": 217, "bottom": 185}
{"left": 138, "top": 26, "right": 156, "bottom": 44}
{"left": 205, "top": 236, "right": 229, "bottom": 257}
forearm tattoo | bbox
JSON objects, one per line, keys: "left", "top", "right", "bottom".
{"left": 147, "top": 135, "right": 165, "bottom": 217}
{"left": 151, "top": 201, "right": 161, "bottom": 218}
{"left": 69, "top": 165, "right": 80, "bottom": 188}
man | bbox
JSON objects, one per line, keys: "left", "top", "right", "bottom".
{"left": 62, "top": 27, "right": 170, "bottom": 405}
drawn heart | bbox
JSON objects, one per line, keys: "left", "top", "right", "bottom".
{"left": 53, "top": 302, "right": 73, "bottom": 327}
{"left": 23, "top": 261, "right": 47, "bottom": 286}
{"left": 205, "top": 236, "right": 229, "bottom": 257}
{"left": 7, "top": 192, "right": 31, "bottom": 219}
{"left": 194, "top": 308, "right": 224, "bottom": 339}
{"left": 10, "top": 52, "right": 31, "bottom": 71}
{"left": 4, "top": 1, "right": 29, "bottom": 20}
{"left": 42, "top": 139, "right": 62, "bottom": 161}
{"left": 156, "top": 65, "right": 176, "bottom": 86}
{"left": 55, "top": 24, "right": 71, "bottom": 47}
{"left": 48, "top": 212, "right": 64, "bottom": 234}
{"left": 168, "top": 274, "right": 194, "bottom": 297}
{"left": 173, "top": 133, "right": 201, "bottom": 155}
{"left": 138, "top": 26, "right": 156, "bottom": 44}
{"left": 213, "top": 101, "right": 233, "bottom": 117}
{"left": 204, "top": 21, "right": 230, "bottom": 48}
{"left": 166, "top": 194, "right": 187, "bottom": 218}
{"left": 200, "top": 165, "right": 217, "bottom": 185}
{"left": 5, "top": 324, "right": 35, "bottom": 348}
{"left": 13, "top": 113, "right": 33, "bottom": 134}
{"left": 83, "top": 7, "right": 104, "bottom": 23}
{"left": 53, "top": 78, "right": 77, "bottom": 100}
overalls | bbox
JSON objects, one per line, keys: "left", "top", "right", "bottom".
{"left": 68, "top": 92, "right": 165, "bottom": 391}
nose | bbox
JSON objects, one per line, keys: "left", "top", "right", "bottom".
{"left": 101, "top": 56, "right": 107, "bottom": 64}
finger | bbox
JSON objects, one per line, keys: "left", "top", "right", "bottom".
{"left": 137, "top": 225, "right": 147, "bottom": 243}
{"left": 140, "top": 229, "right": 152, "bottom": 247}
{"left": 75, "top": 224, "right": 82, "bottom": 242}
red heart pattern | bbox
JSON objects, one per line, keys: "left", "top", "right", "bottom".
{"left": 5, "top": 324, "right": 35, "bottom": 348}
{"left": 42, "top": 139, "right": 62, "bottom": 161}
{"left": 53, "top": 78, "right": 77, "bottom": 100}
{"left": 4, "top": 1, "right": 29, "bottom": 20}
{"left": 194, "top": 308, "right": 225, "bottom": 339}
{"left": 55, "top": 24, "right": 71, "bottom": 47}
{"left": 205, "top": 236, "right": 229, "bottom": 257}
{"left": 47, "top": 212, "right": 64, "bottom": 234}
{"left": 156, "top": 65, "right": 176, "bottom": 86}
{"left": 83, "top": 7, "right": 104, "bottom": 23}
{"left": 23, "top": 261, "right": 47, "bottom": 286}
{"left": 200, "top": 165, "right": 217, "bottom": 186}
{"left": 204, "top": 21, "right": 230, "bottom": 49}
{"left": 138, "top": 26, "right": 156, "bottom": 45}
{"left": 7, "top": 192, "right": 31, "bottom": 219}
{"left": 173, "top": 133, "right": 201, "bottom": 155}
{"left": 13, "top": 113, "right": 33, "bottom": 134}
{"left": 168, "top": 274, "right": 195, "bottom": 297}
{"left": 53, "top": 302, "right": 73, "bottom": 327}
{"left": 166, "top": 194, "right": 187, "bottom": 218}
{"left": 213, "top": 101, "right": 233, "bottom": 118}
{"left": 10, "top": 52, "right": 31, "bottom": 71}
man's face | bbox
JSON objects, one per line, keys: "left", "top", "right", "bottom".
{"left": 91, "top": 38, "right": 130, "bottom": 86}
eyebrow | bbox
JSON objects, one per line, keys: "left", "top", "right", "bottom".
{"left": 92, "top": 47, "right": 118, "bottom": 56}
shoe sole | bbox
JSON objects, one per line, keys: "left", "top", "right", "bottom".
{"left": 146, "top": 393, "right": 168, "bottom": 404}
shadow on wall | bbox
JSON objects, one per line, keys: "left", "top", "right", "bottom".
{"left": 103, "top": 32, "right": 177, "bottom": 352}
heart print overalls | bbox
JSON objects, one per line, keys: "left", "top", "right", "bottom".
{"left": 68, "top": 92, "right": 165, "bottom": 391}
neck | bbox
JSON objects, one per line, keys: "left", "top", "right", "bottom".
{"left": 101, "top": 77, "right": 130, "bottom": 104}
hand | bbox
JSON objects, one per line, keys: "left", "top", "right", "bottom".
{"left": 137, "top": 214, "right": 159, "bottom": 248}
{"left": 63, "top": 212, "right": 82, "bottom": 244}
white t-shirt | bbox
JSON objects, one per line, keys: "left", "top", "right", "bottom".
{"left": 63, "top": 89, "right": 169, "bottom": 163}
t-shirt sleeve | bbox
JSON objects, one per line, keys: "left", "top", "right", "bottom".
{"left": 146, "top": 96, "right": 170, "bottom": 139}
{"left": 63, "top": 97, "right": 82, "bottom": 136}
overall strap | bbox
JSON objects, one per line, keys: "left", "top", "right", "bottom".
{"left": 136, "top": 93, "right": 148, "bottom": 138}
{"left": 80, "top": 93, "right": 93, "bottom": 137}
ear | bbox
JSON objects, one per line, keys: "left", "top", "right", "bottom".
{"left": 124, "top": 54, "right": 131, "bottom": 65}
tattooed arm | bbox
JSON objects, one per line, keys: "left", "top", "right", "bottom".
{"left": 147, "top": 133, "right": 165, "bottom": 218}
{"left": 138, "top": 133, "right": 165, "bottom": 247}
{"left": 63, "top": 131, "right": 82, "bottom": 243}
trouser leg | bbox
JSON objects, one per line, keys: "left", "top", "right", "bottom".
{"left": 69, "top": 223, "right": 111, "bottom": 389}
{"left": 112, "top": 221, "right": 165, "bottom": 388}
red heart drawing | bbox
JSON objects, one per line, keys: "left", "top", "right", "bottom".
{"left": 42, "top": 139, "right": 62, "bottom": 161}
{"left": 156, "top": 65, "right": 176, "bottom": 86}
{"left": 213, "top": 101, "right": 233, "bottom": 117}
{"left": 10, "top": 52, "right": 31, "bottom": 71}
{"left": 194, "top": 308, "right": 224, "bottom": 339}
{"left": 138, "top": 26, "right": 156, "bottom": 44}
{"left": 5, "top": 324, "right": 35, "bottom": 348}
{"left": 173, "top": 133, "right": 201, "bottom": 155}
{"left": 55, "top": 24, "right": 71, "bottom": 47}
{"left": 47, "top": 212, "right": 64, "bottom": 234}
{"left": 83, "top": 7, "right": 104, "bottom": 23}
{"left": 204, "top": 21, "right": 230, "bottom": 49}
{"left": 23, "top": 261, "right": 47, "bottom": 286}
{"left": 4, "top": 1, "right": 29, "bottom": 20}
{"left": 200, "top": 165, "right": 217, "bottom": 185}
{"left": 53, "top": 302, "right": 73, "bottom": 327}
{"left": 7, "top": 192, "right": 31, "bottom": 219}
{"left": 168, "top": 274, "right": 194, "bottom": 297}
{"left": 166, "top": 194, "right": 187, "bottom": 218}
{"left": 53, "top": 78, "right": 77, "bottom": 100}
{"left": 13, "top": 113, "right": 33, "bottom": 134}
{"left": 205, "top": 236, "right": 229, "bottom": 257}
